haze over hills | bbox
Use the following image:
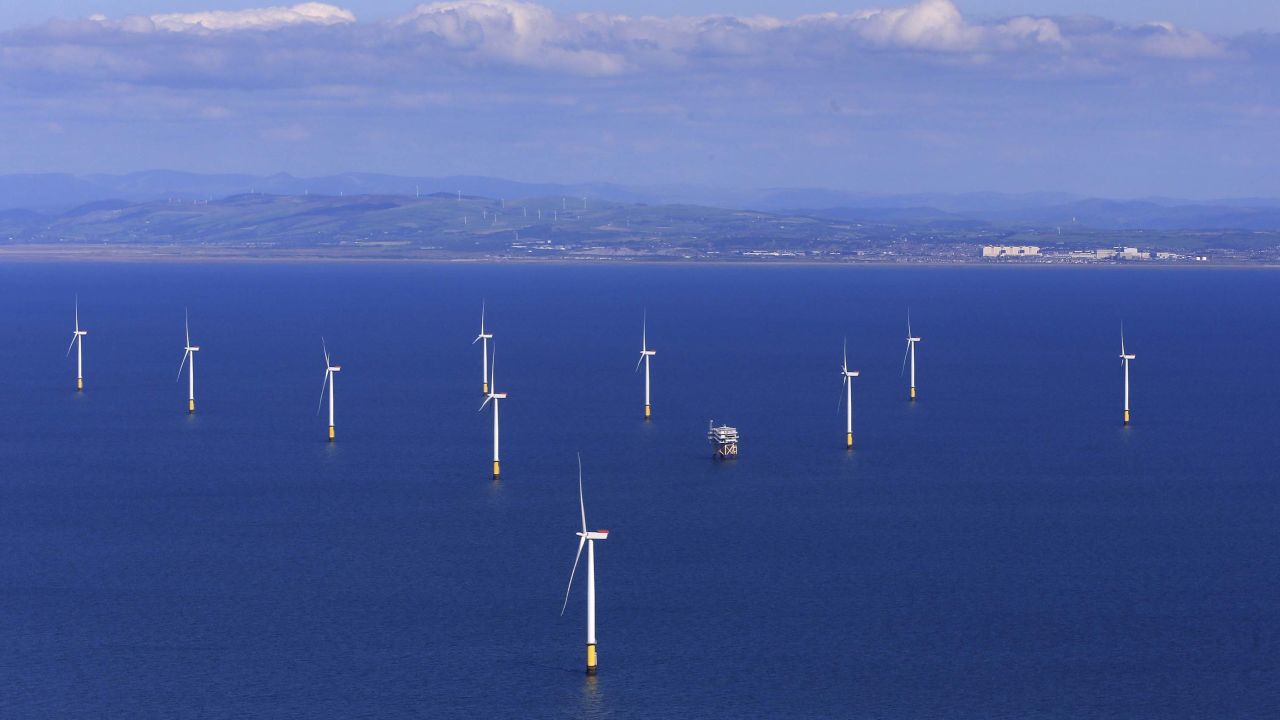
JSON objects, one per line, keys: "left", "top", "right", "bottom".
{"left": 1, "top": 187, "right": 1278, "bottom": 265}
{"left": 0, "top": 191, "right": 872, "bottom": 258}
{"left": 4, "top": 171, "right": 1280, "bottom": 233}
{"left": 1, "top": 172, "right": 1279, "bottom": 264}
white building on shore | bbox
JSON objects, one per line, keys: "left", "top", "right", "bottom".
{"left": 981, "top": 245, "right": 1041, "bottom": 258}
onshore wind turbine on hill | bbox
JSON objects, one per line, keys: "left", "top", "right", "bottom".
{"left": 479, "top": 344, "right": 507, "bottom": 478}
{"left": 840, "top": 339, "right": 860, "bottom": 448}
{"left": 902, "top": 311, "right": 921, "bottom": 400}
{"left": 474, "top": 301, "right": 493, "bottom": 394}
{"left": 635, "top": 311, "right": 656, "bottom": 419}
{"left": 177, "top": 309, "right": 200, "bottom": 413}
{"left": 66, "top": 296, "right": 88, "bottom": 391}
{"left": 319, "top": 338, "right": 341, "bottom": 441}
{"left": 561, "top": 454, "right": 609, "bottom": 675}
{"left": 1120, "top": 324, "right": 1135, "bottom": 425}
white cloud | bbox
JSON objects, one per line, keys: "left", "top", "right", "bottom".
{"left": 388, "top": 0, "right": 1067, "bottom": 73}
{"left": 0, "top": 0, "right": 1244, "bottom": 88}
{"left": 1136, "top": 21, "right": 1224, "bottom": 59}
{"left": 393, "top": 0, "right": 627, "bottom": 74}
{"left": 848, "top": 0, "right": 981, "bottom": 51}
{"left": 114, "top": 3, "right": 357, "bottom": 33}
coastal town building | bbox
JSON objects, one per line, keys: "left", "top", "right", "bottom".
{"left": 981, "top": 245, "right": 1041, "bottom": 257}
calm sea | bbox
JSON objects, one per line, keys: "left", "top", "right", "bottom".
{"left": 0, "top": 262, "right": 1276, "bottom": 718}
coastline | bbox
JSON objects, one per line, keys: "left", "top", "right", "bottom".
{"left": 0, "top": 244, "right": 1275, "bottom": 269}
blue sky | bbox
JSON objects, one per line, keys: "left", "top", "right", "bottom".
{"left": 2, "top": 0, "right": 1278, "bottom": 197}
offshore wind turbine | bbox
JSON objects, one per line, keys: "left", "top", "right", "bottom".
{"left": 902, "top": 311, "right": 922, "bottom": 400}
{"left": 66, "top": 296, "right": 88, "bottom": 391}
{"left": 474, "top": 301, "right": 493, "bottom": 394}
{"left": 561, "top": 454, "right": 609, "bottom": 675}
{"left": 839, "top": 339, "right": 861, "bottom": 448}
{"left": 176, "top": 309, "right": 200, "bottom": 413}
{"left": 319, "top": 338, "right": 342, "bottom": 441}
{"left": 479, "top": 344, "right": 507, "bottom": 478}
{"left": 635, "top": 311, "right": 656, "bottom": 419}
{"left": 1120, "top": 324, "right": 1135, "bottom": 425}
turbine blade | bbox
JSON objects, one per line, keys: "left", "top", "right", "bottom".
{"left": 842, "top": 338, "right": 848, "bottom": 374}
{"left": 634, "top": 353, "right": 644, "bottom": 373}
{"left": 177, "top": 349, "right": 190, "bottom": 381}
{"left": 480, "top": 299, "right": 486, "bottom": 334}
{"left": 578, "top": 453, "right": 587, "bottom": 534}
{"left": 66, "top": 333, "right": 77, "bottom": 357}
{"left": 642, "top": 309, "right": 647, "bottom": 351}
{"left": 479, "top": 395, "right": 491, "bottom": 411}
{"left": 489, "top": 343, "right": 496, "bottom": 389}
{"left": 74, "top": 295, "right": 79, "bottom": 332}
{"left": 185, "top": 308, "right": 190, "bottom": 348}
{"left": 900, "top": 343, "right": 910, "bottom": 377}
{"left": 322, "top": 336, "right": 330, "bottom": 368}
{"left": 560, "top": 536, "right": 586, "bottom": 616}
{"left": 838, "top": 375, "right": 847, "bottom": 414}
{"left": 317, "top": 370, "right": 329, "bottom": 415}
{"left": 907, "top": 307, "right": 912, "bottom": 338}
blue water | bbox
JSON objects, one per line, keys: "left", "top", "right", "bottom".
{"left": 0, "top": 263, "right": 1276, "bottom": 718}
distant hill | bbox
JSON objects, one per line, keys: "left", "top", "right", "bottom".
{"left": 3, "top": 189, "right": 1278, "bottom": 262}
{"left": 790, "top": 198, "right": 1280, "bottom": 232}
{"left": 984, "top": 199, "right": 1280, "bottom": 231}
{"left": 2, "top": 171, "right": 1277, "bottom": 233}
{"left": 0, "top": 192, "right": 875, "bottom": 257}
{"left": 0, "top": 171, "right": 671, "bottom": 214}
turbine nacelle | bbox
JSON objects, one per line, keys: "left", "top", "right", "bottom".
{"left": 840, "top": 338, "right": 859, "bottom": 379}
{"left": 1120, "top": 353, "right": 1135, "bottom": 361}
{"left": 328, "top": 365, "right": 342, "bottom": 372}
{"left": 640, "top": 350, "right": 656, "bottom": 356}
{"left": 186, "top": 345, "right": 201, "bottom": 352}
{"left": 578, "top": 530, "right": 609, "bottom": 541}
{"left": 907, "top": 336, "right": 921, "bottom": 343}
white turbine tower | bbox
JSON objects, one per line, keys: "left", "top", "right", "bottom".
{"left": 839, "top": 339, "right": 860, "bottom": 448}
{"left": 176, "top": 309, "right": 200, "bottom": 413}
{"left": 66, "top": 296, "right": 88, "bottom": 391}
{"left": 561, "top": 454, "right": 609, "bottom": 675}
{"left": 319, "top": 338, "right": 342, "bottom": 441}
{"left": 474, "top": 301, "right": 493, "bottom": 395}
{"left": 479, "top": 344, "right": 507, "bottom": 478}
{"left": 902, "top": 311, "right": 922, "bottom": 401}
{"left": 1120, "top": 324, "right": 1135, "bottom": 425}
{"left": 635, "top": 311, "right": 656, "bottom": 419}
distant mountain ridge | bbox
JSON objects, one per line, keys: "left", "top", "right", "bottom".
{"left": 1, "top": 170, "right": 1279, "bottom": 231}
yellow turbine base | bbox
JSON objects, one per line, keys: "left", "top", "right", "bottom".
{"left": 846, "top": 432, "right": 853, "bottom": 449}
{"left": 328, "top": 425, "right": 335, "bottom": 442}
{"left": 493, "top": 460, "right": 500, "bottom": 478}
{"left": 483, "top": 382, "right": 489, "bottom": 395}
{"left": 910, "top": 386, "right": 916, "bottom": 400}
{"left": 586, "top": 644, "right": 597, "bottom": 675}
{"left": 77, "top": 378, "right": 84, "bottom": 391}
{"left": 1124, "top": 409, "right": 1130, "bottom": 425}
{"left": 188, "top": 399, "right": 195, "bottom": 414}
{"left": 644, "top": 404, "right": 651, "bottom": 419}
